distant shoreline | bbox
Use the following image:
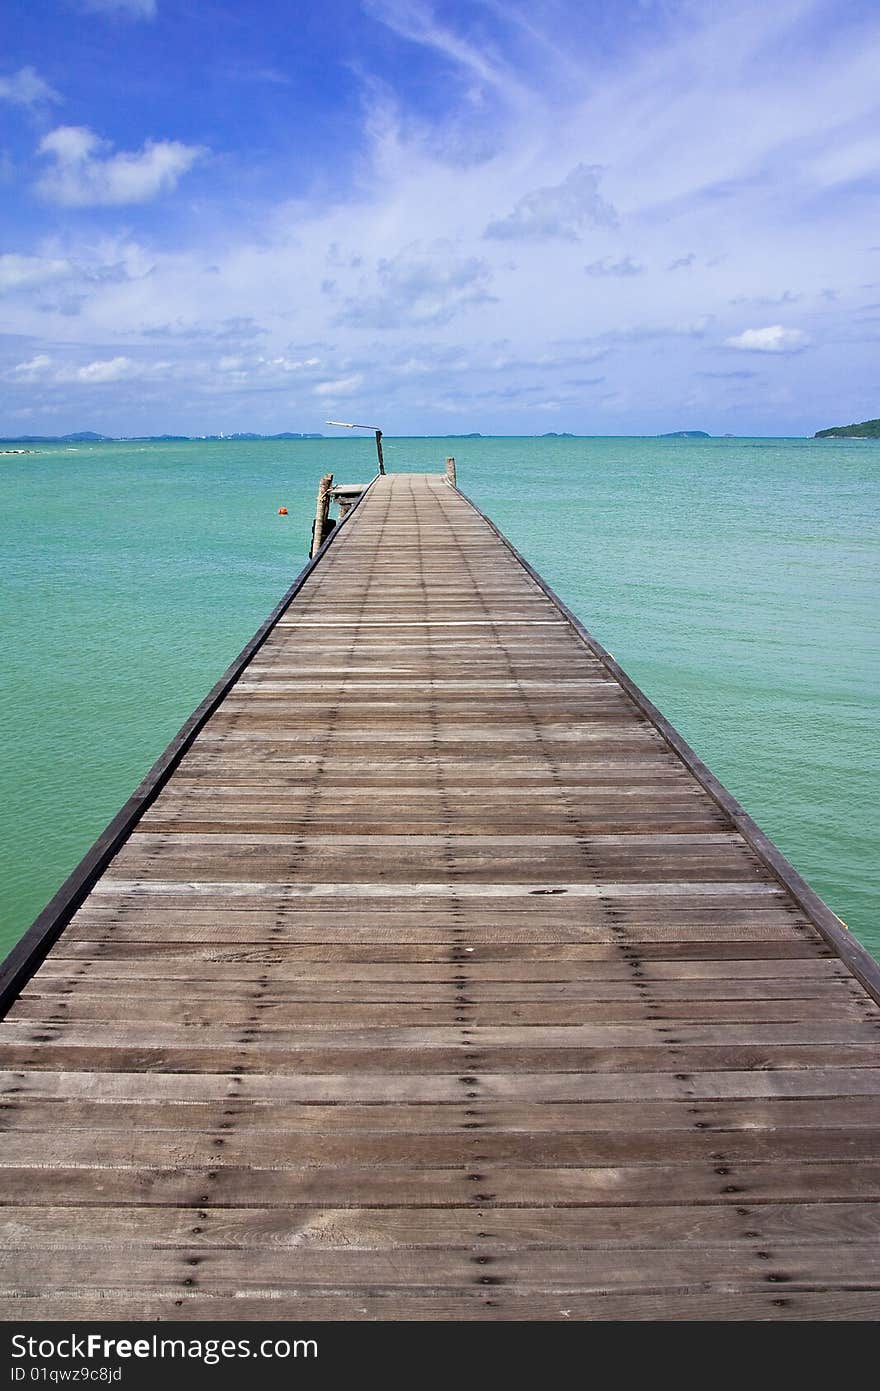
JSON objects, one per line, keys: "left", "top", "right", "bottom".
{"left": 4, "top": 431, "right": 873, "bottom": 446}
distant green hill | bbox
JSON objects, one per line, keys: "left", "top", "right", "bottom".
{"left": 659, "top": 430, "right": 711, "bottom": 438}
{"left": 815, "top": 418, "right": 880, "bottom": 438}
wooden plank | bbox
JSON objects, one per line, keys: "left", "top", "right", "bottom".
{"left": 0, "top": 1290, "right": 876, "bottom": 1320}
{"left": 9, "top": 997, "right": 871, "bottom": 1026}
{"left": 4, "top": 1097, "right": 880, "bottom": 1134}
{"left": 19, "top": 972, "right": 861, "bottom": 1000}
{"left": 3, "top": 1021, "right": 878, "bottom": 1049}
{"left": 7, "top": 1066, "right": 879, "bottom": 1103}
{"left": 2, "top": 1162, "right": 880, "bottom": 1207}
{"left": 2, "top": 1044, "right": 880, "bottom": 1077}
{"left": 8, "top": 1200, "right": 880, "bottom": 1252}
{"left": 4, "top": 1244, "right": 880, "bottom": 1297}
{"left": 3, "top": 1126, "right": 880, "bottom": 1169}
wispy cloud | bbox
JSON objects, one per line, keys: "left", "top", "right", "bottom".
{"left": 35, "top": 126, "right": 203, "bottom": 205}
{"left": 338, "top": 243, "right": 496, "bottom": 328}
{"left": 142, "top": 317, "right": 267, "bottom": 343}
{"left": 313, "top": 373, "right": 364, "bottom": 397}
{"left": 724, "top": 325, "right": 810, "bottom": 353}
{"left": 485, "top": 164, "right": 618, "bottom": 241}
{"left": 10, "top": 354, "right": 53, "bottom": 378}
{"left": 222, "top": 65, "right": 292, "bottom": 87}
{"left": 698, "top": 369, "right": 758, "bottom": 380}
{"left": 363, "top": 0, "right": 524, "bottom": 100}
{"left": 0, "top": 254, "right": 72, "bottom": 292}
{"left": 730, "top": 290, "right": 800, "bottom": 307}
{"left": 77, "top": 0, "right": 157, "bottom": 19}
{"left": 0, "top": 66, "right": 61, "bottom": 108}
{"left": 585, "top": 256, "right": 643, "bottom": 277}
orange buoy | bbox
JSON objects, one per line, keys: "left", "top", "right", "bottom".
{"left": 278, "top": 506, "right": 288, "bottom": 515}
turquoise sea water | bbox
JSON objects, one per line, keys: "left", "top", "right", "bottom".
{"left": 1, "top": 436, "right": 878, "bottom": 958}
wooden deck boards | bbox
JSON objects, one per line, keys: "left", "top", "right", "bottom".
{"left": 1, "top": 469, "right": 879, "bottom": 1322}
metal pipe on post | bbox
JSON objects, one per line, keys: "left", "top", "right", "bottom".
{"left": 327, "top": 421, "right": 385, "bottom": 475}
{"left": 445, "top": 456, "right": 457, "bottom": 487}
{"left": 310, "top": 472, "right": 333, "bottom": 557}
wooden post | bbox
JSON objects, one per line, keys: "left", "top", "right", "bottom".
{"left": 445, "top": 456, "right": 457, "bottom": 487}
{"left": 310, "top": 472, "right": 333, "bottom": 557}
{"left": 375, "top": 430, "right": 385, "bottom": 475}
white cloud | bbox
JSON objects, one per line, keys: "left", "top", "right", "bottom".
{"left": 78, "top": 0, "right": 157, "bottom": 18}
{"left": 0, "top": 66, "right": 61, "bottom": 107}
{"left": 313, "top": 374, "right": 364, "bottom": 396}
{"left": 338, "top": 243, "right": 495, "bottom": 328}
{"left": 69, "top": 356, "right": 140, "bottom": 382}
{"left": 363, "top": 0, "right": 522, "bottom": 99}
{"left": 724, "top": 325, "right": 810, "bottom": 353}
{"left": 218, "top": 353, "right": 321, "bottom": 377}
{"left": 268, "top": 355, "right": 321, "bottom": 372}
{"left": 36, "top": 125, "right": 202, "bottom": 206}
{"left": 10, "top": 354, "right": 53, "bottom": 378}
{"left": 49, "top": 356, "right": 171, "bottom": 383}
{"left": 485, "top": 164, "right": 618, "bottom": 241}
{"left": 0, "top": 254, "right": 72, "bottom": 292}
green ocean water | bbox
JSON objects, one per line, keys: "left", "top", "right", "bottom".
{"left": 1, "top": 435, "right": 877, "bottom": 958}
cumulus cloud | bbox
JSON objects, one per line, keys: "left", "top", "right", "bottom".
{"left": 724, "top": 325, "right": 810, "bottom": 354}
{"left": 338, "top": 242, "right": 495, "bottom": 328}
{"left": 585, "top": 256, "right": 643, "bottom": 277}
{"left": 36, "top": 125, "right": 202, "bottom": 206}
{"left": 10, "top": 354, "right": 53, "bottom": 378}
{"left": 22, "top": 356, "right": 173, "bottom": 384}
{"left": 78, "top": 0, "right": 157, "bottom": 18}
{"left": 218, "top": 353, "right": 321, "bottom": 378}
{"left": 269, "top": 355, "right": 320, "bottom": 372}
{"left": 0, "top": 66, "right": 61, "bottom": 107}
{"left": 485, "top": 164, "right": 618, "bottom": 241}
{"left": 0, "top": 254, "right": 72, "bottom": 293}
{"left": 67, "top": 356, "right": 142, "bottom": 382}
{"left": 313, "top": 374, "right": 364, "bottom": 396}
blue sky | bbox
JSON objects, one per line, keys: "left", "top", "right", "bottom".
{"left": 1, "top": 0, "right": 879, "bottom": 436}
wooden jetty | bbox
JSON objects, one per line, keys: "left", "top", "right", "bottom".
{"left": 1, "top": 465, "right": 879, "bottom": 1321}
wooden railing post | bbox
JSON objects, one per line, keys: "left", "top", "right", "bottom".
{"left": 311, "top": 472, "right": 333, "bottom": 556}
{"left": 445, "top": 456, "right": 457, "bottom": 487}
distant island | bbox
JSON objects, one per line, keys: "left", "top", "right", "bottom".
{"left": 0, "top": 431, "right": 326, "bottom": 445}
{"left": 814, "top": 418, "right": 880, "bottom": 439}
{"left": 658, "top": 430, "right": 711, "bottom": 439}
